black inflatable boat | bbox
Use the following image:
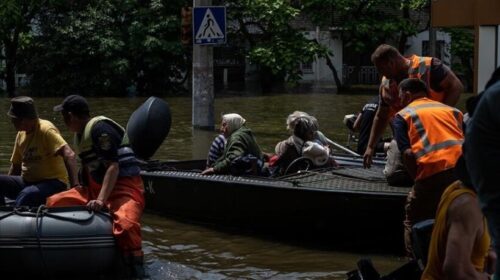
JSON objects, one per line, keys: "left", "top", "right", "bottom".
{"left": 0, "top": 206, "right": 116, "bottom": 277}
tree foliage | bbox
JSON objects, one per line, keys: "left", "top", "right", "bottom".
{"left": 19, "top": 0, "right": 187, "bottom": 96}
{"left": 302, "top": 0, "right": 428, "bottom": 53}
{"left": 226, "top": 0, "right": 330, "bottom": 88}
{"left": 0, "top": 0, "right": 51, "bottom": 97}
{"left": 443, "top": 27, "right": 474, "bottom": 91}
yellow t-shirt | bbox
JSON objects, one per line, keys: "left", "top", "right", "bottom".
{"left": 10, "top": 119, "right": 69, "bottom": 185}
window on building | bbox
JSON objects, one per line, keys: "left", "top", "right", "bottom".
{"left": 300, "top": 61, "right": 314, "bottom": 74}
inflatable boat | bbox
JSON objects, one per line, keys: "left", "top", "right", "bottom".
{"left": 0, "top": 206, "right": 116, "bottom": 278}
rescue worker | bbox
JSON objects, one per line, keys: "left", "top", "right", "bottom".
{"left": 0, "top": 96, "right": 79, "bottom": 207}
{"left": 47, "top": 95, "right": 146, "bottom": 278}
{"left": 392, "top": 78, "right": 464, "bottom": 257}
{"left": 363, "top": 44, "right": 463, "bottom": 169}
{"left": 421, "top": 157, "right": 496, "bottom": 280}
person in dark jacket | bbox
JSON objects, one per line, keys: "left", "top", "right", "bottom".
{"left": 202, "top": 113, "right": 263, "bottom": 175}
{"left": 465, "top": 66, "right": 500, "bottom": 277}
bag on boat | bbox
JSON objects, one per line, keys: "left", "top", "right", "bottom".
{"left": 230, "top": 154, "right": 266, "bottom": 176}
{"left": 301, "top": 141, "right": 330, "bottom": 166}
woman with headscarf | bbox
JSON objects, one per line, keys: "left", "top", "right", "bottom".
{"left": 202, "top": 113, "right": 263, "bottom": 175}
{"left": 270, "top": 116, "right": 335, "bottom": 176}
{"left": 275, "top": 111, "right": 334, "bottom": 156}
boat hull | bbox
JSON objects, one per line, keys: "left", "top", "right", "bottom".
{"left": 142, "top": 159, "right": 409, "bottom": 252}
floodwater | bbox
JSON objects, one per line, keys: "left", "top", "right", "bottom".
{"left": 0, "top": 93, "right": 469, "bottom": 279}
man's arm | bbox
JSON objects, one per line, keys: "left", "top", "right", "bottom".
{"left": 87, "top": 162, "right": 119, "bottom": 211}
{"left": 440, "top": 70, "right": 464, "bottom": 106}
{"left": 401, "top": 149, "right": 417, "bottom": 179}
{"left": 56, "top": 144, "right": 79, "bottom": 187}
{"left": 363, "top": 105, "right": 391, "bottom": 168}
{"left": 442, "top": 193, "right": 491, "bottom": 280}
{"left": 8, "top": 163, "right": 21, "bottom": 176}
{"left": 87, "top": 121, "right": 121, "bottom": 211}
{"left": 352, "top": 113, "right": 362, "bottom": 131}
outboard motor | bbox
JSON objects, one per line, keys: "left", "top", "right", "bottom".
{"left": 127, "top": 96, "right": 171, "bottom": 160}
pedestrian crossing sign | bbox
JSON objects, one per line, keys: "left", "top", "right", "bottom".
{"left": 193, "top": 6, "right": 226, "bottom": 45}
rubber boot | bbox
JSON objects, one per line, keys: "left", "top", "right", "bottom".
{"left": 123, "top": 254, "right": 149, "bottom": 280}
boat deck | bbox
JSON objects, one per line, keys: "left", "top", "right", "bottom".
{"left": 143, "top": 165, "right": 409, "bottom": 197}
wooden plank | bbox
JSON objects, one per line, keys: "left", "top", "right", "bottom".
{"left": 476, "top": 0, "right": 500, "bottom": 25}
{"left": 432, "top": 0, "right": 500, "bottom": 27}
{"left": 431, "top": 0, "right": 474, "bottom": 27}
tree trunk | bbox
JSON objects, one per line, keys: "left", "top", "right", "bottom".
{"left": 398, "top": 7, "right": 410, "bottom": 53}
{"left": 313, "top": 39, "right": 343, "bottom": 93}
{"left": 4, "top": 32, "right": 19, "bottom": 98}
{"left": 5, "top": 50, "right": 17, "bottom": 97}
{"left": 324, "top": 53, "right": 343, "bottom": 93}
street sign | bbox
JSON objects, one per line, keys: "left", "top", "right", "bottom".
{"left": 193, "top": 6, "right": 226, "bottom": 45}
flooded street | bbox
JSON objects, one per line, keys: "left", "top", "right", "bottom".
{"left": 0, "top": 93, "right": 469, "bottom": 279}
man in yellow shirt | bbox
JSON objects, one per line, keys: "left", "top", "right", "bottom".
{"left": 0, "top": 96, "right": 79, "bottom": 207}
{"left": 422, "top": 156, "right": 496, "bottom": 280}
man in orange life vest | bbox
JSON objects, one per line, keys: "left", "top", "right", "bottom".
{"left": 47, "top": 95, "right": 146, "bottom": 277}
{"left": 392, "top": 78, "right": 464, "bottom": 257}
{"left": 363, "top": 44, "right": 463, "bottom": 169}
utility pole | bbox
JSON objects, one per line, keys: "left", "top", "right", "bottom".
{"left": 192, "top": 0, "right": 215, "bottom": 130}
{"left": 429, "top": 27, "right": 437, "bottom": 57}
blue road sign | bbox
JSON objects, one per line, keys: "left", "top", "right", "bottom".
{"left": 193, "top": 6, "right": 226, "bottom": 45}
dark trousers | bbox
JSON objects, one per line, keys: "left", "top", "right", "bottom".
{"left": 404, "top": 169, "right": 457, "bottom": 257}
{"left": 0, "top": 175, "right": 66, "bottom": 207}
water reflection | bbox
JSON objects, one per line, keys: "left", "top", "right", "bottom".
{"left": 142, "top": 213, "right": 405, "bottom": 280}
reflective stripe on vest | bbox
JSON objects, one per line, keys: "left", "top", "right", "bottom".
{"left": 408, "top": 55, "right": 445, "bottom": 103}
{"left": 380, "top": 55, "right": 444, "bottom": 111}
{"left": 75, "top": 116, "right": 135, "bottom": 172}
{"left": 397, "top": 98, "right": 464, "bottom": 180}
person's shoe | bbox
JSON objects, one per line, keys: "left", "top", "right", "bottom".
{"left": 346, "top": 269, "right": 362, "bottom": 280}
{"left": 357, "top": 258, "right": 380, "bottom": 280}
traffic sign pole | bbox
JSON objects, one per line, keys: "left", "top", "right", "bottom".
{"left": 192, "top": 0, "right": 215, "bottom": 130}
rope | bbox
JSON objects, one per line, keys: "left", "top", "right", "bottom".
{"left": 284, "top": 157, "right": 312, "bottom": 176}
{"left": 35, "top": 205, "right": 52, "bottom": 280}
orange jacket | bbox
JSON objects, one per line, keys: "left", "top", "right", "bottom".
{"left": 381, "top": 55, "right": 445, "bottom": 112}
{"left": 397, "top": 98, "right": 463, "bottom": 180}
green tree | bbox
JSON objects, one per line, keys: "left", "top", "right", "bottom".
{"left": 226, "top": 0, "right": 331, "bottom": 91}
{"left": 0, "top": 0, "right": 50, "bottom": 97}
{"left": 444, "top": 28, "right": 474, "bottom": 91}
{"left": 301, "top": 0, "right": 428, "bottom": 86}
{"left": 22, "top": 0, "right": 187, "bottom": 96}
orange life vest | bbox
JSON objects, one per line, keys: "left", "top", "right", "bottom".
{"left": 381, "top": 55, "right": 445, "bottom": 112}
{"left": 397, "top": 98, "right": 463, "bottom": 180}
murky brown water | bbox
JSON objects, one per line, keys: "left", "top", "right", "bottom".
{"left": 0, "top": 93, "right": 469, "bottom": 279}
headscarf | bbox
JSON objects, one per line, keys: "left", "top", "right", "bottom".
{"left": 286, "top": 111, "right": 310, "bottom": 133}
{"left": 293, "top": 117, "right": 316, "bottom": 141}
{"left": 222, "top": 113, "right": 246, "bottom": 135}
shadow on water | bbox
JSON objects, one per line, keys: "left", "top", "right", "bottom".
{"left": 142, "top": 212, "right": 406, "bottom": 280}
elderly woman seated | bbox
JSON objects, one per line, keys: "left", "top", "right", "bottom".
{"left": 271, "top": 115, "right": 335, "bottom": 176}
{"left": 202, "top": 113, "right": 264, "bottom": 176}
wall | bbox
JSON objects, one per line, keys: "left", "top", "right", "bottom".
{"left": 300, "top": 30, "right": 343, "bottom": 84}
{"left": 404, "top": 30, "right": 452, "bottom": 65}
